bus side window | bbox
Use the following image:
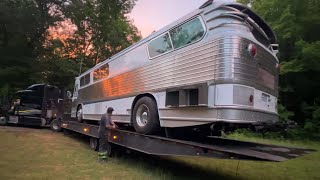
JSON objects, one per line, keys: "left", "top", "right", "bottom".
{"left": 93, "top": 63, "right": 109, "bottom": 82}
{"left": 148, "top": 33, "right": 173, "bottom": 58}
{"left": 170, "top": 17, "right": 205, "bottom": 49}
{"left": 80, "top": 74, "right": 91, "bottom": 87}
{"left": 73, "top": 84, "right": 78, "bottom": 98}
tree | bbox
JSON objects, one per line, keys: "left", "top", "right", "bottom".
{"left": 0, "top": 0, "right": 141, "bottom": 105}
{"left": 238, "top": 0, "right": 320, "bottom": 138}
{"left": 40, "top": 0, "right": 141, "bottom": 87}
{"left": 0, "top": 0, "right": 61, "bottom": 103}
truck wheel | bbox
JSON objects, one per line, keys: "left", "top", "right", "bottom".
{"left": 76, "top": 106, "right": 83, "bottom": 123}
{"left": 89, "top": 137, "right": 98, "bottom": 151}
{"left": 0, "top": 117, "right": 7, "bottom": 126}
{"left": 132, "top": 97, "right": 160, "bottom": 134}
{"left": 50, "top": 119, "right": 62, "bottom": 132}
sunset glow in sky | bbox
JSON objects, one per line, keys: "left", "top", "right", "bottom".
{"left": 129, "top": 0, "right": 208, "bottom": 37}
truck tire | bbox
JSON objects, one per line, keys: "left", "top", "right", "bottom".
{"left": 50, "top": 119, "right": 62, "bottom": 132}
{"left": 0, "top": 117, "right": 7, "bottom": 126}
{"left": 132, "top": 97, "right": 160, "bottom": 134}
{"left": 76, "top": 105, "right": 83, "bottom": 123}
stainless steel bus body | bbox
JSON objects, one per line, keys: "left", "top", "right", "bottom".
{"left": 71, "top": 2, "right": 279, "bottom": 128}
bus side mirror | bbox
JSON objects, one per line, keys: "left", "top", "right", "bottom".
{"left": 67, "top": 91, "right": 72, "bottom": 99}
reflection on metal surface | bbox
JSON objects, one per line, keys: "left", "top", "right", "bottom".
{"left": 78, "top": 37, "right": 278, "bottom": 104}
{"left": 93, "top": 64, "right": 109, "bottom": 82}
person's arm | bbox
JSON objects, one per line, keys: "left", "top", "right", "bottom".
{"left": 111, "top": 121, "right": 118, "bottom": 129}
{"left": 105, "top": 116, "right": 114, "bottom": 128}
{"left": 106, "top": 116, "right": 118, "bottom": 129}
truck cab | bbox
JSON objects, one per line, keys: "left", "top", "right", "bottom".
{"left": 4, "top": 84, "right": 63, "bottom": 127}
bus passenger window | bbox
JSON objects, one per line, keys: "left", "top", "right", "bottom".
{"left": 80, "top": 73, "right": 91, "bottom": 87}
{"left": 148, "top": 33, "right": 173, "bottom": 58}
{"left": 170, "top": 17, "right": 205, "bottom": 49}
{"left": 93, "top": 63, "right": 109, "bottom": 82}
{"left": 80, "top": 77, "right": 85, "bottom": 87}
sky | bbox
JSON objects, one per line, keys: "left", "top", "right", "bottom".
{"left": 129, "top": 0, "right": 208, "bottom": 37}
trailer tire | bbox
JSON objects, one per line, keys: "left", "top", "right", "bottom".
{"left": 63, "top": 129, "right": 71, "bottom": 136}
{"left": 76, "top": 105, "right": 83, "bottom": 123}
{"left": 89, "top": 137, "right": 98, "bottom": 151}
{"left": 132, "top": 97, "right": 160, "bottom": 134}
{"left": 50, "top": 119, "right": 62, "bottom": 132}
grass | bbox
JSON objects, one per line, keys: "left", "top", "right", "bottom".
{"left": 0, "top": 126, "right": 319, "bottom": 180}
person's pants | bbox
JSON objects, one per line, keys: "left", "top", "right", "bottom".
{"left": 98, "top": 132, "right": 108, "bottom": 160}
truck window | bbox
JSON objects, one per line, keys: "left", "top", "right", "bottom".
{"left": 170, "top": 17, "right": 205, "bottom": 49}
{"left": 148, "top": 33, "right": 173, "bottom": 58}
{"left": 93, "top": 63, "right": 109, "bottom": 82}
{"left": 80, "top": 74, "right": 91, "bottom": 87}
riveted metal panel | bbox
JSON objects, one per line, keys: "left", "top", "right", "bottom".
{"left": 78, "top": 37, "right": 278, "bottom": 105}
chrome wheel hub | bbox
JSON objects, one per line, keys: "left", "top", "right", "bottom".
{"left": 136, "top": 104, "right": 149, "bottom": 127}
{"left": 77, "top": 109, "right": 82, "bottom": 120}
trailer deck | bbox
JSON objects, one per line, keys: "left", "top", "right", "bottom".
{"left": 61, "top": 121, "right": 315, "bottom": 162}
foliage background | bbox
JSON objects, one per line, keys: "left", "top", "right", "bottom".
{"left": 0, "top": 0, "right": 141, "bottom": 102}
{"left": 238, "top": 0, "right": 320, "bottom": 139}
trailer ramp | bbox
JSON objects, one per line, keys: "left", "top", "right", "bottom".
{"left": 61, "top": 121, "right": 315, "bottom": 162}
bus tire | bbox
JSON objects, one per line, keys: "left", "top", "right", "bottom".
{"left": 76, "top": 105, "right": 83, "bottom": 123}
{"left": 50, "top": 119, "right": 62, "bottom": 132}
{"left": 132, "top": 97, "right": 160, "bottom": 134}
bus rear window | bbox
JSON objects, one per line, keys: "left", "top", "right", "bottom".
{"left": 170, "top": 17, "right": 205, "bottom": 49}
{"left": 148, "top": 33, "right": 173, "bottom": 58}
{"left": 93, "top": 63, "right": 109, "bottom": 82}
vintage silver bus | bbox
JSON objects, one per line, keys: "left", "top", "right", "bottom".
{"left": 71, "top": 1, "right": 279, "bottom": 134}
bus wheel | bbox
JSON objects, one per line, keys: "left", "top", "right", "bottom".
{"left": 76, "top": 106, "right": 83, "bottom": 123}
{"left": 50, "top": 119, "right": 62, "bottom": 132}
{"left": 132, "top": 97, "right": 160, "bottom": 134}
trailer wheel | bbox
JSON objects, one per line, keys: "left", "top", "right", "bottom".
{"left": 132, "top": 97, "right": 160, "bottom": 134}
{"left": 89, "top": 137, "right": 98, "bottom": 151}
{"left": 76, "top": 105, "right": 83, "bottom": 123}
{"left": 50, "top": 119, "right": 62, "bottom": 132}
{"left": 63, "top": 129, "right": 71, "bottom": 136}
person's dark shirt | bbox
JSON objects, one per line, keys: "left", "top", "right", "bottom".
{"left": 98, "top": 113, "right": 113, "bottom": 133}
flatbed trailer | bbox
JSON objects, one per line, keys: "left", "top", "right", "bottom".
{"left": 60, "top": 121, "right": 314, "bottom": 162}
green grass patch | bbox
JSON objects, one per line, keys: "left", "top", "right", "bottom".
{"left": 0, "top": 126, "right": 319, "bottom": 180}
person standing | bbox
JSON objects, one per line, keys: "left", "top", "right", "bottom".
{"left": 98, "top": 107, "right": 117, "bottom": 162}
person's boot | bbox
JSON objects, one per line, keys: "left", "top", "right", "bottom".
{"left": 98, "top": 152, "right": 108, "bottom": 163}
